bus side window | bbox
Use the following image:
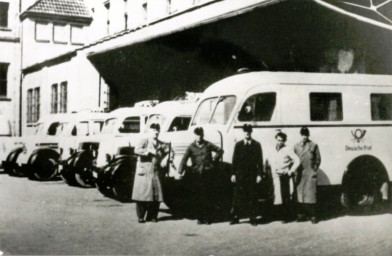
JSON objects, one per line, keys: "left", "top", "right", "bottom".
{"left": 238, "top": 93, "right": 276, "bottom": 122}
{"left": 168, "top": 117, "right": 191, "bottom": 132}
{"left": 47, "top": 122, "right": 60, "bottom": 136}
{"left": 371, "top": 94, "right": 392, "bottom": 121}
{"left": 310, "top": 93, "right": 343, "bottom": 121}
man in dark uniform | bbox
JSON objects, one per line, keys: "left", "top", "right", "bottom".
{"left": 179, "top": 127, "right": 223, "bottom": 224}
{"left": 294, "top": 127, "right": 321, "bottom": 224}
{"left": 230, "top": 124, "right": 263, "bottom": 226}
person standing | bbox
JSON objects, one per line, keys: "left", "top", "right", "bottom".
{"left": 132, "top": 123, "right": 174, "bottom": 223}
{"left": 230, "top": 124, "right": 263, "bottom": 226}
{"left": 179, "top": 127, "right": 223, "bottom": 225}
{"left": 264, "top": 131, "right": 300, "bottom": 223}
{"left": 294, "top": 127, "right": 321, "bottom": 224}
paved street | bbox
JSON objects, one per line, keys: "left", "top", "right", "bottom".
{"left": 0, "top": 172, "right": 391, "bottom": 256}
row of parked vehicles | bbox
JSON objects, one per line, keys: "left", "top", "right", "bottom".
{"left": 1, "top": 71, "right": 392, "bottom": 214}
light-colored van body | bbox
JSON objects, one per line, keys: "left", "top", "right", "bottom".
{"left": 58, "top": 111, "right": 108, "bottom": 164}
{"left": 181, "top": 72, "right": 392, "bottom": 204}
{"left": 0, "top": 115, "right": 13, "bottom": 166}
{"left": 94, "top": 107, "right": 152, "bottom": 170}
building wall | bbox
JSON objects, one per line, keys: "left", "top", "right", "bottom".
{"left": 0, "top": 0, "right": 20, "bottom": 136}
{"left": 98, "top": 0, "right": 217, "bottom": 37}
{"left": 22, "top": 52, "right": 109, "bottom": 135}
{"left": 21, "top": 17, "right": 91, "bottom": 69}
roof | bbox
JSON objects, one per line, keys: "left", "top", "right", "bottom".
{"left": 202, "top": 71, "right": 392, "bottom": 98}
{"left": 107, "top": 107, "right": 152, "bottom": 119}
{"left": 152, "top": 101, "right": 196, "bottom": 117}
{"left": 315, "top": 0, "right": 392, "bottom": 30}
{"left": 20, "top": 0, "right": 92, "bottom": 23}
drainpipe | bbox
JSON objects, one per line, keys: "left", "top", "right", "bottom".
{"left": 19, "top": 0, "right": 23, "bottom": 136}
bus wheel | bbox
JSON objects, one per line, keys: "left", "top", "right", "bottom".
{"left": 341, "top": 155, "right": 389, "bottom": 212}
{"left": 75, "top": 169, "right": 95, "bottom": 188}
{"left": 74, "top": 151, "right": 95, "bottom": 188}
{"left": 32, "top": 155, "right": 58, "bottom": 181}
{"left": 112, "top": 159, "right": 135, "bottom": 203}
{"left": 61, "top": 168, "right": 77, "bottom": 186}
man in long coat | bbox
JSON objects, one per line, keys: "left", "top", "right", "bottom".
{"left": 132, "top": 123, "right": 174, "bottom": 223}
{"left": 179, "top": 127, "right": 223, "bottom": 224}
{"left": 230, "top": 124, "right": 263, "bottom": 226}
{"left": 264, "top": 131, "right": 300, "bottom": 223}
{"left": 294, "top": 127, "right": 321, "bottom": 224}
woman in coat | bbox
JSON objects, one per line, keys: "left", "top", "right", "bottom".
{"left": 294, "top": 127, "right": 321, "bottom": 224}
{"left": 264, "top": 131, "right": 299, "bottom": 223}
{"left": 132, "top": 123, "right": 174, "bottom": 223}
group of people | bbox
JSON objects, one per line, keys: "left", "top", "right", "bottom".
{"left": 131, "top": 123, "right": 321, "bottom": 226}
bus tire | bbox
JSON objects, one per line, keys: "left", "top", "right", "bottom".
{"left": 31, "top": 151, "right": 59, "bottom": 181}
{"left": 111, "top": 157, "right": 136, "bottom": 203}
{"left": 73, "top": 151, "right": 95, "bottom": 188}
{"left": 60, "top": 156, "right": 78, "bottom": 186}
{"left": 341, "top": 155, "right": 389, "bottom": 212}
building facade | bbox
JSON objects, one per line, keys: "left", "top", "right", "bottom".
{"left": 17, "top": 0, "right": 392, "bottom": 135}
{"left": 0, "top": 0, "right": 21, "bottom": 136}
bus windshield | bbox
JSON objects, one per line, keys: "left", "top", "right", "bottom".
{"left": 101, "top": 118, "right": 118, "bottom": 134}
{"left": 34, "top": 123, "right": 44, "bottom": 135}
{"left": 192, "top": 96, "right": 236, "bottom": 125}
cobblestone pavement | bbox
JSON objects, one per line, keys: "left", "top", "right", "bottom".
{"left": 0, "top": 173, "right": 391, "bottom": 256}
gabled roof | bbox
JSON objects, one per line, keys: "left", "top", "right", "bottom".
{"left": 20, "top": 0, "right": 92, "bottom": 24}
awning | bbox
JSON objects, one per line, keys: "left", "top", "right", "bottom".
{"left": 86, "top": 0, "right": 392, "bottom": 110}
{"left": 316, "top": 0, "right": 392, "bottom": 30}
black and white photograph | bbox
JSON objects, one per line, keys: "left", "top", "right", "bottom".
{"left": 0, "top": 0, "right": 392, "bottom": 255}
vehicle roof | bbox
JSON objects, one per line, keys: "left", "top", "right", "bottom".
{"left": 37, "top": 113, "right": 75, "bottom": 124}
{"left": 106, "top": 107, "right": 152, "bottom": 119}
{"left": 202, "top": 71, "right": 392, "bottom": 98}
{"left": 37, "top": 112, "right": 108, "bottom": 124}
{"left": 150, "top": 100, "right": 196, "bottom": 116}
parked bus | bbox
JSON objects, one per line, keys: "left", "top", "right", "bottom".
{"left": 58, "top": 111, "right": 107, "bottom": 186}
{"left": 93, "top": 100, "right": 195, "bottom": 202}
{"left": 165, "top": 71, "right": 392, "bottom": 212}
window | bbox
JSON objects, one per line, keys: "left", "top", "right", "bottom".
{"left": 51, "top": 84, "right": 58, "bottom": 113}
{"left": 192, "top": 96, "right": 236, "bottom": 125}
{"left": 59, "top": 82, "right": 67, "bottom": 113}
{"left": 168, "top": 117, "right": 191, "bottom": 132}
{"left": 192, "top": 97, "right": 218, "bottom": 125}
{"left": 27, "top": 89, "right": 33, "bottom": 123}
{"left": 0, "top": 2, "right": 9, "bottom": 27}
{"left": 35, "top": 22, "right": 51, "bottom": 42}
{"left": 71, "top": 25, "right": 84, "bottom": 45}
{"left": 166, "top": 0, "right": 171, "bottom": 14}
{"left": 0, "top": 63, "right": 8, "bottom": 97}
{"left": 119, "top": 117, "right": 140, "bottom": 133}
{"left": 371, "top": 94, "right": 392, "bottom": 121}
{"left": 124, "top": 0, "right": 128, "bottom": 30}
{"left": 238, "top": 93, "right": 276, "bottom": 122}
{"left": 310, "top": 93, "right": 343, "bottom": 121}
{"left": 104, "top": 0, "right": 110, "bottom": 35}
{"left": 32, "top": 87, "right": 40, "bottom": 122}
{"left": 142, "top": 2, "right": 148, "bottom": 23}
{"left": 47, "top": 122, "right": 60, "bottom": 136}
{"left": 210, "top": 96, "right": 236, "bottom": 124}
{"left": 53, "top": 23, "right": 68, "bottom": 44}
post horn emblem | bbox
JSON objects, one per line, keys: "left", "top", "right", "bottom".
{"left": 351, "top": 129, "right": 366, "bottom": 143}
